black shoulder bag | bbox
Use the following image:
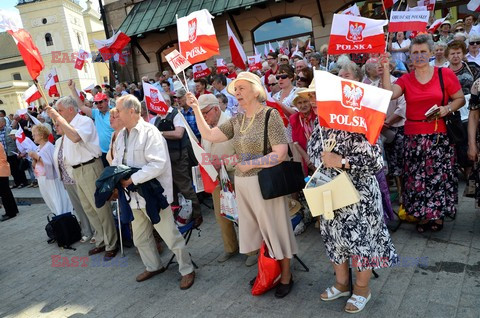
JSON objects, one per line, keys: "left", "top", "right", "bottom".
{"left": 257, "top": 109, "right": 306, "bottom": 200}
{"left": 438, "top": 67, "right": 466, "bottom": 145}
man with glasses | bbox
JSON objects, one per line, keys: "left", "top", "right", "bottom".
{"left": 267, "top": 74, "right": 281, "bottom": 95}
{"left": 278, "top": 54, "right": 290, "bottom": 66}
{"left": 264, "top": 52, "right": 279, "bottom": 92}
{"left": 68, "top": 80, "right": 114, "bottom": 167}
{"left": 467, "top": 34, "right": 480, "bottom": 65}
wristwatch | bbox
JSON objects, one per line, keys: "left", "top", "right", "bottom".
{"left": 447, "top": 105, "right": 452, "bottom": 113}
{"left": 341, "top": 156, "right": 346, "bottom": 169}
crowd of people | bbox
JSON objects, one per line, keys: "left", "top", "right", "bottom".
{"left": 2, "top": 14, "right": 480, "bottom": 313}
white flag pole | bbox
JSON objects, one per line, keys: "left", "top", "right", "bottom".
{"left": 313, "top": 68, "right": 325, "bottom": 150}
{"left": 176, "top": 13, "right": 190, "bottom": 94}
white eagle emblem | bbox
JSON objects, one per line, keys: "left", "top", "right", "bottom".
{"left": 150, "top": 89, "right": 159, "bottom": 103}
{"left": 188, "top": 18, "right": 197, "bottom": 43}
{"left": 347, "top": 21, "right": 365, "bottom": 43}
{"left": 341, "top": 81, "right": 364, "bottom": 110}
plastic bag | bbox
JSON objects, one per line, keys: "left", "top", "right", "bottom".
{"left": 397, "top": 205, "right": 418, "bottom": 223}
{"left": 175, "top": 193, "right": 193, "bottom": 226}
{"left": 219, "top": 161, "right": 238, "bottom": 221}
{"left": 251, "top": 242, "right": 281, "bottom": 296}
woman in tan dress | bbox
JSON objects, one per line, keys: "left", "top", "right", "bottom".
{"left": 186, "top": 72, "right": 298, "bottom": 298}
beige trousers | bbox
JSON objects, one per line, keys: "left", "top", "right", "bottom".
{"left": 132, "top": 206, "right": 194, "bottom": 275}
{"left": 72, "top": 159, "right": 117, "bottom": 251}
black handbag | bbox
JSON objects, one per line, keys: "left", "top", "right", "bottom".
{"left": 258, "top": 109, "right": 306, "bottom": 199}
{"left": 438, "top": 67, "right": 467, "bottom": 145}
{"left": 45, "top": 212, "right": 82, "bottom": 250}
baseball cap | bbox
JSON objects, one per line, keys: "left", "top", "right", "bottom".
{"left": 93, "top": 92, "right": 108, "bottom": 102}
{"left": 198, "top": 94, "right": 219, "bottom": 110}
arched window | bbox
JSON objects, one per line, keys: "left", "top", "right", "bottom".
{"left": 12, "top": 73, "right": 21, "bottom": 80}
{"left": 252, "top": 16, "right": 313, "bottom": 54}
{"left": 45, "top": 33, "right": 53, "bottom": 46}
{"left": 77, "top": 33, "right": 82, "bottom": 45}
{"left": 156, "top": 41, "right": 179, "bottom": 72}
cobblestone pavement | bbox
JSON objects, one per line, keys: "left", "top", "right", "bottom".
{"left": 0, "top": 182, "right": 479, "bottom": 318}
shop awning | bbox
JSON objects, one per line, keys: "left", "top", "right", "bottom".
{"left": 119, "top": 0, "right": 269, "bottom": 37}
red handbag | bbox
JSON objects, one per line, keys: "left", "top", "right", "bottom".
{"left": 251, "top": 242, "right": 281, "bottom": 295}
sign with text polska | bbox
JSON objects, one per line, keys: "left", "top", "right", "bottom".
{"left": 165, "top": 49, "right": 191, "bottom": 75}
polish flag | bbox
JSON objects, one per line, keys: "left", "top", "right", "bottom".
{"left": 142, "top": 82, "right": 168, "bottom": 115}
{"left": 192, "top": 63, "right": 211, "bottom": 80}
{"left": 76, "top": 88, "right": 85, "bottom": 102}
{"left": 216, "top": 58, "right": 228, "bottom": 74}
{"left": 268, "top": 42, "right": 275, "bottom": 53}
{"left": 94, "top": 30, "right": 130, "bottom": 64}
{"left": 264, "top": 44, "right": 268, "bottom": 58}
{"left": 428, "top": 17, "right": 447, "bottom": 33}
{"left": 417, "top": 0, "right": 436, "bottom": 11}
{"left": 388, "top": 10, "right": 429, "bottom": 32}
{"left": 314, "top": 70, "right": 392, "bottom": 144}
{"left": 27, "top": 113, "right": 54, "bottom": 142}
{"left": 178, "top": 9, "right": 219, "bottom": 64}
{"left": 7, "top": 28, "right": 44, "bottom": 80}
{"left": 15, "top": 125, "right": 26, "bottom": 143}
{"left": 305, "top": 39, "right": 314, "bottom": 50}
{"left": 383, "top": 0, "right": 399, "bottom": 9}
{"left": 226, "top": 21, "right": 246, "bottom": 70}
{"left": 292, "top": 43, "right": 299, "bottom": 56}
{"left": 84, "top": 83, "right": 95, "bottom": 94}
{"left": 23, "top": 84, "right": 42, "bottom": 104}
{"left": 467, "top": 0, "right": 480, "bottom": 12}
{"left": 328, "top": 14, "right": 388, "bottom": 55}
{"left": 266, "top": 90, "right": 289, "bottom": 127}
{"left": 254, "top": 46, "right": 260, "bottom": 56}
{"left": 74, "top": 49, "right": 89, "bottom": 70}
{"left": 44, "top": 69, "right": 59, "bottom": 97}
{"left": 247, "top": 55, "right": 262, "bottom": 72}
{"left": 342, "top": 3, "right": 361, "bottom": 16}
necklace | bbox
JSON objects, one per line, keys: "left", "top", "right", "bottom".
{"left": 239, "top": 107, "right": 261, "bottom": 133}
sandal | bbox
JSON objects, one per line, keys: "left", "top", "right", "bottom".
{"left": 430, "top": 217, "right": 444, "bottom": 232}
{"left": 416, "top": 221, "right": 430, "bottom": 233}
{"left": 344, "top": 293, "right": 371, "bottom": 313}
{"left": 89, "top": 237, "right": 96, "bottom": 244}
{"left": 80, "top": 236, "right": 90, "bottom": 243}
{"left": 320, "top": 285, "right": 350, "bottom": 301}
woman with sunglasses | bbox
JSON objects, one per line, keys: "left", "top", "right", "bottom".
{"left": 466, "top": 34, "right": 480, "bottom": 65}
{"left": 296, "top": 67, "right": 313, "bottom": 88}
{"left": 272, "top": 65, "right": 299, "bottom": 117}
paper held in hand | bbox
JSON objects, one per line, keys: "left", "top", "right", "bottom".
{"left": 165, "top": 49, "right": 191, "bottom": 75}
{"left": 425, "top": 105, "right": 440, "bottom": 118}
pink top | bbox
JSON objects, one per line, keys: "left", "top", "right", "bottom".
{"left": 395, "top": 67, "right": 461, "bottom": 135}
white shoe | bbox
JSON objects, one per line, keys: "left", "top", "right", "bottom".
{"left": 344, "top": 293, "right": 371, "bottom": 313}
{"left": 320, "top": 286, "right": 350, "bottom": 301}
{"left": 80, "top": 236, "right": 90, "bottom": 243}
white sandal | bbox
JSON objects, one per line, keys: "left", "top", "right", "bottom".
{"left": 320, "top": 286, "right": 350, "bottom": 301}
{"left": 344, "top": 293, "right": 371, "bottom": 313}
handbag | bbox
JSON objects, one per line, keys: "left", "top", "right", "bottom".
{"left": 219, "top": 161, "right": 239, "bottom": 221}
{"left": 303, "top": 165, "right": 360, "bottom": 220}
{"left": 257, "top": 109, "right": 306, "bottom": 200}
{"left": 45, "top": 212, "right": 82, "bottom": 250}
{"left": 438, "top": 67, "right": 467, "bottom": 145}
{"left": 251, "top": 242, "right": 281, "bottom": 296}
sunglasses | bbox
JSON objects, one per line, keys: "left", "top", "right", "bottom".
{"left": 297, "top": 76, "right": 308, "bottom": 82}
{"left": 456, "top": 28, "right": 465, "bottom": 32}
{"left": 93, "top": 101, "right": 105, "bottom": 105}
{"left": 276, "top": 74, "right": 289, "bottom": 80}
{"left": 268, "top": 82, "right": 278, "bottom": 87}
{"left": 471, "top": 41, "right": 480, "bottom": 45}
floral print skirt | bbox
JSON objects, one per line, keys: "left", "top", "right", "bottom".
{"left": 384, "top": 126, "right": 404, "bottom": 177}
{"left": 403, "top": 133, "right": 458, "bottom": 220}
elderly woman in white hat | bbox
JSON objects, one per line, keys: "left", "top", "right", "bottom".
{"left": 186, "top": 72, "right": 298, "bottom": 298}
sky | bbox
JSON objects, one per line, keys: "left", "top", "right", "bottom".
{"left": 0, "top": 0, "right": 98, "bottom": 31}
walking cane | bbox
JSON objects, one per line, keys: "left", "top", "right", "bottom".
{"left": 116, "top": 199, "right": 124, "bottom": 257}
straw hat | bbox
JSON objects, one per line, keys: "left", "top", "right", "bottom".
{"left": 227, "top": 72, "right": 267, "bottom": 101}
{"left": 297, "top": 78, "right": 316, "bottom": 96}
{"left": 292, "top": 88, "right": 308, "bottom": 105}
{"left": 288, "top": 199, "right": 302, "bottom": 216}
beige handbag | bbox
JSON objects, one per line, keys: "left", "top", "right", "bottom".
{"left": 303, "top": 165, "right": 360, "bottom": 220}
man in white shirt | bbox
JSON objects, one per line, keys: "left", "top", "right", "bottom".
{"left": 211, "top": 74, "right": 238, "bottom": 116}
{"left": 46, "top": 96, "right": 118, "bottom": 260}
{"left": 113, "top": 94, "right": 195, "bottom": 288}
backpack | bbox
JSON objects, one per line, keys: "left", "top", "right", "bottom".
{"left": 45, "top": 213, "right": 82, "bottom": 250}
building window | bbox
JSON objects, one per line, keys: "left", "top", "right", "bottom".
{"left": 156, "top": 41, "right": 179, "bottom": 71}
{"left": 12, "top": 73, "right": 22, "bottom": 80}
{"left": 42, "top": 18, "right": 47, "bottom": 24}
{"left": 45, "top": 33, "right": 53, "bottom": 46}
{"left": 103, "top": 76, "right": 108, "bottom": 83}
{"left": 77, "top": 33, "right": 82, "bottom": 45}
{"left": 0, "top": 100, "right": 3, "bottom": 104}
{"left": 252, "top": 16, "right": 313, "bottom": 54}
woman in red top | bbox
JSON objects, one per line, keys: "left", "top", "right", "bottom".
{"left": 382, "top": 34, "right": 465, "bottom": 233}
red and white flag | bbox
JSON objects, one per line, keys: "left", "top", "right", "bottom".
{"left": 142, "top": 82, "right": 169, "bottom": 115}
{"left": 8, "top": 29, "right": 45, "bottom": 80}
{"left": 342, "top": 3, "right": 361, "bottom": 16}
{"left": 418, "top": 0, "right": 436, "bottom": 11}
{"left": 165, "top": 49, "right": 191, "bottom": 75}
{"left": 76, "top": 88, "right": 85, "bottom": 102}
{"left": 216, "top": 58, "right": 228, "bottom": 74}
{"left": 305, "top": 39, "right": 314, "bottom": 50}
{"left": 265, "top": 90, "right": 288, "bottom": 127}
{"left": 192, "top": 63, "right": 211, "bottom": 80}
{"left": 23, "top": 84, "right": 41, "bottom": 104}
{"left": 268, "top": 42, "right": 275, "bottom": 53}
{"left": 44, "top": 68, "right": 59, "bottom": 97}
{"left": 84, "top": 83, "right": 95, "bottom": 94}
{"left": 226, "top": 21, "right": 246, "bottom": 70}
{"left": 254, "top": 46, "right": 260, "bottom": 56}
{"left": 15, "top": 125, "right": 26, "bottom": 143}
{"left": 328, "top": 14, "right": 388, "bottom": 55}
{"left": 247, "top": 55, "right": 262, "bottom": 72}
{"left": 314, "top": 70, "right": 392, "bottom": 144}
{"left": 468, "top": 0, "right": 480, "bottom": 12}
{"left": 428, "top": 17, "right": 447, "bottom": 33}
{"left": 389, "top": 10, "right": 429, "bottom": 32}
{"left": 94, "top": 30, "right": 130, "bottom": 64}
{"left": 178, "top": 9, "right": 219, "bottom": 64}
{"left": 74, "top": 48, "right": 89, "bottom": 70}
{"left": 383, "top": 0, "right": 399, "bottom": 9}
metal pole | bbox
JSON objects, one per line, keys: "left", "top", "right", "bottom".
{"left": 116, "top": 199, "right": 124, "bottom": 257}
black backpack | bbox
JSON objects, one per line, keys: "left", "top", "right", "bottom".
{"left": 45, "top": 213, "right": 82, "bottom": 250}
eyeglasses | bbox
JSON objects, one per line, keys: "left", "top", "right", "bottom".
{"left": 470, "top": 41, "right": 480, "bottom": 45}
{"left": 268, "top": 82, "right": 278, "bottom": 87}
{"left": 93, "top": 100, "right": 105, "bottom": 105}
{"left": 297, "top": 76, "right": 308, "bottom": 82}
{"left": 456, "top": 28, "right": 465, "bottom": 32}
{"left": 276, "top": 74, "right": 289, "bottom": 80}
{"left": 266, "top": 57, "right": 275, "bottom": 61}
{"left": 201, "top": 106, "right": 215, "bottom": 116}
